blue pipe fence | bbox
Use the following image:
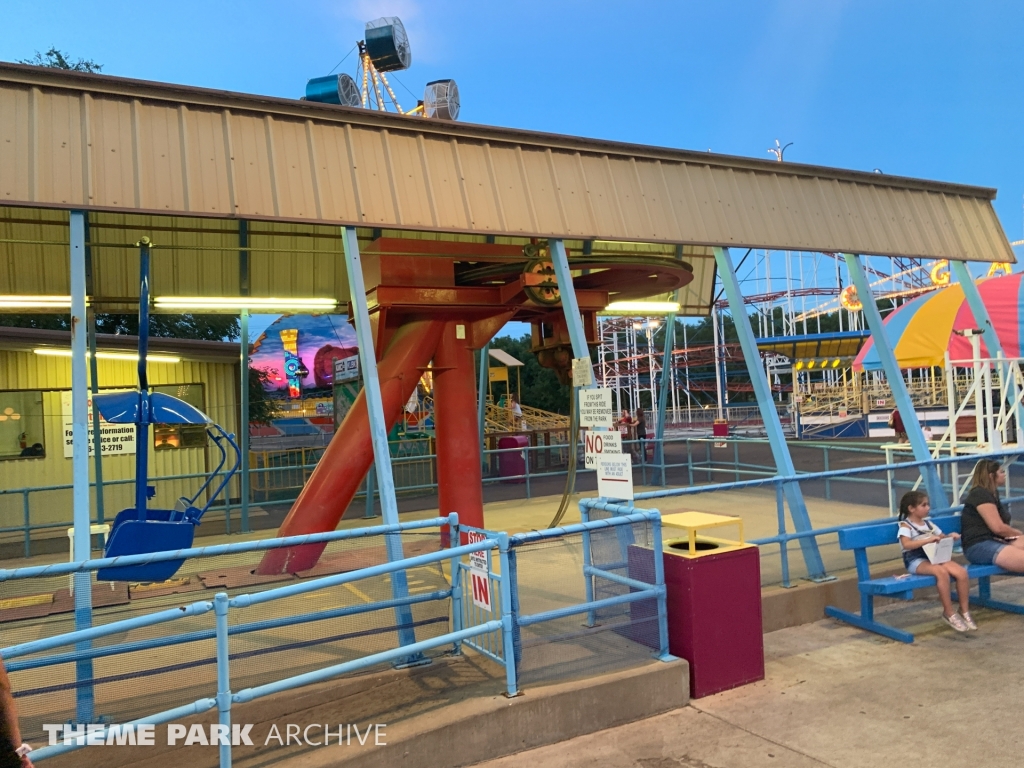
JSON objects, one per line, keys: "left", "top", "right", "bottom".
{"left": 0, "top": 510, "right": 671, "bottom": 765}
{"left": 580, "top": 444, "right": 1024, "bottom": 589}
{"left": 1, "top": 435, "right": 932, "bottom": 559}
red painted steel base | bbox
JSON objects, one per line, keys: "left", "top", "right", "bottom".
{"left": 663, "top": 545, "right": 765, "bottom": 698}
{"left": 433, "top": 322, "right": 485, "bottom": 535}
{"left": 255, "top": 319, "right": 445, "bottom": 575}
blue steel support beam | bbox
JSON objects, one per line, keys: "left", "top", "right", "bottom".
{"left": 844, "top": 253, "right": 947, "bottom": 507}
{"left": 478, "top": 342, "right": 490, "bottom": 460}
{"left": 951, "top": 261, "right": 1003, "bottom": 360}
{"left": 549, "top": 240, "right": 592, "bottom": 370}
{"left": 713, "top": 247, "right": 826, "bottom": 579}
{"left": 69, "top": 210, "right": 95, "bottom": 723}
{"left": 341, "top": 227, "right": 418, "bottom": 651}
{"left": 239, "top": 308, "right": 250, "bottom": 533}
{"left": 238, "top": 219, "right": 251, "bottom": 533}
{"left": 654, "top": 311, "right": 676, "bottom": 485}
{"left": 951, "top": 260, "right": 1022, "bottom": 439}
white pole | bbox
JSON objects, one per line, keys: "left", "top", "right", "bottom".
{"left": 713, "top": 308, "right": 724, "bottom": 420}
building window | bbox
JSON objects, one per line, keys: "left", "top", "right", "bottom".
{"left": 0, "top": 391, "right": 46, "bottom": 459}
{"left": 153, "top": 384, "right": 208, "bottom": 450}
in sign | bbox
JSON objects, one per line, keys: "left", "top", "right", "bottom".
{"left": 470, "top": 568, "right": 492, "bottom": 611}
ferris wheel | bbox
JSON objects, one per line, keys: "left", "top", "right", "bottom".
{"left": 304, "top": 17, "right": 460, "bottom": 121}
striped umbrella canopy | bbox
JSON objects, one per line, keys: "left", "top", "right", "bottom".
{"left": 852, "top": 273, "right": 1024, "bottom": 371}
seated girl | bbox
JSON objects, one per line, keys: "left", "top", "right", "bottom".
{"left": 897, "top": 491, "right": 976, "bottom": 632}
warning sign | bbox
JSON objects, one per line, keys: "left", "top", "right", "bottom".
{"left": 470, "top": 567, "right": 492, "bottom": 611}
{"left": 571, "top": 357, "right": 593, "bottom": 387}
{"left": 60, "top": 390, "right": 137, "bottom": 459}
{"left": 467, "top": 530, "right": 488, "bottom": 571}
{"left": 583, "top": 430, "right": 622, "bottom": 469}
{"left": 578, "top": 388, "right": 613, "bottom": 429}
{"left": 597, "top": 453, "right": 634, "bottom": 500}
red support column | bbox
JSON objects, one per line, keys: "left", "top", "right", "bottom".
{"left": 433, "top": 322, "right": 485, "bottom": 535}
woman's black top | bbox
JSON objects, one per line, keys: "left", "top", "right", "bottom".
{"left": 961, "top": 486, "right": 1010, "bottom": 550}
{"left": 635, "top": 418, "right": 647, "bottom": 440}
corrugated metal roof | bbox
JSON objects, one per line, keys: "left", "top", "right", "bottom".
{"left": 0, "top": 63, "right": 1014, "bottom": 263}
{"left": 488, "top": 348, "right": 524, "bottom": 367}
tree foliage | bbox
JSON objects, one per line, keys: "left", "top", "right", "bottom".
{"left": 0, "top": 313, "right": 240, "bottom": 341}
{"left": 247, "top": 366, "right": 277, "bottom": 425}
{"left": 18, "top": 47, "right": 103, "bottom": 73}
{"left": 487, "top": 334, "right": 570, "bottom": 415}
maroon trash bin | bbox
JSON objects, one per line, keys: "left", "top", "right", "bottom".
{"left": 497, "top": 435, "right": 528, "bottom": 483}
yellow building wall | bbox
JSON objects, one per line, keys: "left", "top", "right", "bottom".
{"left": 0, "top": 351, "right": 239, "bottom": 542}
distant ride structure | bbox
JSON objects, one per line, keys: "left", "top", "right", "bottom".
{"left": 305, "top": 16, "right": 460, "bottom": 120}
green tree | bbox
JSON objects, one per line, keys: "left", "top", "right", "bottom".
{"left": 488, "top": 335, "right": 570, "bottom": 415}
{"left": 18, "top": 47, "right": 102, "bottom": 73}
{"left": 247, "top": 366, "right": 277, "bottom": 425}
{"left": 0, "top": 313, "right": 240, "bottom": 342}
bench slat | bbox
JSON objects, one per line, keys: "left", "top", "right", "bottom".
{"left": 836, "top": 515, "right": 961, "bottom": 551}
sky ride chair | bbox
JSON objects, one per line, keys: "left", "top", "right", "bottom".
{"left": 94, "top": 238, "right": 240, "bottom": 583}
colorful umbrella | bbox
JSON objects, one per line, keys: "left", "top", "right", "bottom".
{"left": 852, "top": 273, "right": 1024, "bottom": 371}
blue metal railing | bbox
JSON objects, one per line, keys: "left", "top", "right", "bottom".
{"left": 3, "top": 512, "right": 520, "bottom": 766}
{"left": 3, "top": 509, "right": 674, "bottom": 766}
{"left": 582, "top": 445, "right": 1024, "bottom": 588}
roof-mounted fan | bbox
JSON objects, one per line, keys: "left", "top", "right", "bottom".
{"left": 304, "top": 16, "right": 460, "bottom": 120}
{"left": 364, "top": 16, "right": 412, "bottom": 72}
{"left": 305, "top": 73, "right": 361, "bottom": 107}
{"left": 424, "top": 79, "right": 460, "bottom": 120}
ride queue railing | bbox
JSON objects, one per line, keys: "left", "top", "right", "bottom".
{"left": 0, "top": 436, "right": 901, "bottom": 558}
{"left": 0, "top": 512, "right": 520, "bottom": 766}
{"left": 581, "top": 445, "right": 1024, "bottom": 589}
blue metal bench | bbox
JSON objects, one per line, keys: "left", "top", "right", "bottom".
{"left": 824, "top": 516, "right": 1024, "bottom": 643}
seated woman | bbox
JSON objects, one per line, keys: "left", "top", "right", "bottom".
{"left": 961, "top": 459, "right": 1024, "bottom": 571}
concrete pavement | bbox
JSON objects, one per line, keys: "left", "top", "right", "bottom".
{"left": 474, "top": 579, "right": 1024, "bottom": 768}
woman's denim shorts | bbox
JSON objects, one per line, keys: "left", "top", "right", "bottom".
{"left": 965, "top": 539, "right": 1008, "bottom": 565}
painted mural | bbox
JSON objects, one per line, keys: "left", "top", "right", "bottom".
{"left": 250, "top": 315, "right": 357, "bottom": 398}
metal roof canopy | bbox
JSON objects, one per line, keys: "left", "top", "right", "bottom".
{"left": 488, "top": 348, "right": 523, "bottom": 367}
{"left": 0, "top": 62, "right": 1015, "bottom": 316}
{"left": 755, "top": 330, "right": 871, "bottom": 361}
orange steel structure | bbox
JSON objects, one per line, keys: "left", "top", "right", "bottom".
{"left": 256, "top": 238, "right": 693, "bottom": 573}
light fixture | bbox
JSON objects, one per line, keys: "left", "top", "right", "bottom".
{"left": 34, "top": 349, "right": 181, "bottom": 364}
{"left": 806, "top": 360, "right": 816, "bottom": 369}
{"left": 154, "top": 296, "right": 338, "bottom": 311}
{"left": 603, "top": 301, "right": 681, "bottom": 314}
{"left": 795, "top": 361, "right": 805, "bottom": 371}
{"left": 832, "top": 358, "right": 842, "bottom": 368}
{"left": 0, "top": 295, "right": 80, "bottom": 309}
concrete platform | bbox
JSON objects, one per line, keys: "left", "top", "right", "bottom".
{"left": 41, "top": 652, "right": 689, "bottom": 768}
{"left": 473, "top": 578, "right": 1024, "bottom": 768}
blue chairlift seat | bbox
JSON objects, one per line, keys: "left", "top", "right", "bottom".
{"left": 93, "top": 390, "right": 239, "bottom": 583}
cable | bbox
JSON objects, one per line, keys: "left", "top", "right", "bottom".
{"left": 388, "top": 71, "right": 420, "bottom": 101}
{"left": 547, "top": 386, "right": 578, "bottom": 529}
{"left": 326, "top": 45, "right": 358, "bottom": 76}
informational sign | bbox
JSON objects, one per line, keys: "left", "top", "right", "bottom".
{"left": 571, "top": 357, "right": 593, "bottom": 388}
{"left": 470, "top": 567, "right": 492, "bottom": 611}
{"left": 334, "top": 355, "right": 360, "bottom": 384}
{"left": 60, "top": 391, "right": 137, "bottom": 459}
{"left": 467, "top": 530, "right": 488, "bottom": 571}
{"left": 876, "top": 399, "right": 886, "bottom": 407}
{"left": 315, "top": 401, "right": 334, "bottom": 416}
{"left": 597, "top": 453, "right": 634, "bottom": 501}
{"left": 488, "top": 366, "right": 509, "bottom": 383}
{"left": 583, "top": 430, "right": 622, "bottom": 470}
{"left": 578, "top": 387, "right": 613, "bottom": 429}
